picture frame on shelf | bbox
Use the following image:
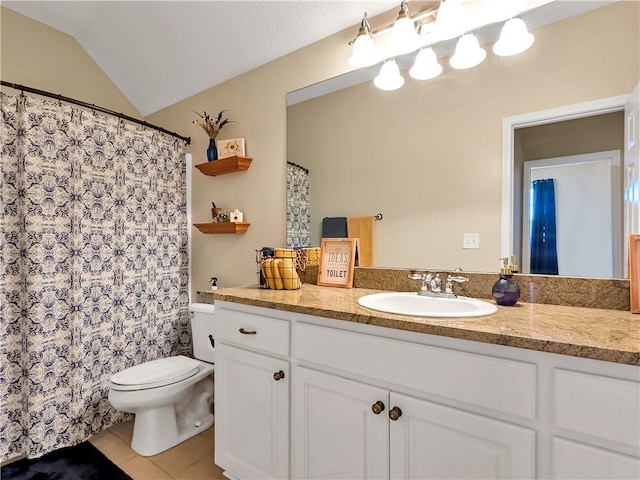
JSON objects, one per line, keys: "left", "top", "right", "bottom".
{"left": 217, "top": 138, "right": 245, "bottom": 159}
{"left": 317, "top": 238, "right": 358, "bottom": 288}
{"left": 630, "top": 235, "right": 640, "bottom": 314}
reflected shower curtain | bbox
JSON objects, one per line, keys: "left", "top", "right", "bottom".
{"left": 286, "top": 162, "right": 311, "bottom": 248}
{"left": 530, "top": 178, "right": 559, "bottom": 275}
{"left": 0, "top": 92, "right": 190, "bottom": 461}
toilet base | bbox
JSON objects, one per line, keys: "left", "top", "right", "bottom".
{"left": 131, "top": 408, "right": 214, "bottom": 456}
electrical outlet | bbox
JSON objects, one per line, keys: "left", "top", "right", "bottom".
{"left": 463, "top": 233, "right": 480, "bottom": 249}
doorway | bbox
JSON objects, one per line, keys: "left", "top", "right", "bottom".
{"left": 501, "top": 95, "right": 629, "bottom": 279}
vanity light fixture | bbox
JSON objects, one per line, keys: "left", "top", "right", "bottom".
{"left": 409, "top": 48, "right": 443, "bottom": 80}
{"left": 374, "top": 59, "right": 405, "bottom": 91}
{"left": 348, "top": 13, "right": 381, "bottom": 68}
{"left": 351, "top": 1, "right": 537, "bottom": 87}
{"left": 388, "top": 1, "right": 420, "bottom": 56}
{"left": 449, "top": 33, "right": 486, "bottom": 70}
{"left": 484, "top": 0, "right": 527, "bottom": 23}
{"left": 493, "top": 17, "right": 535, "bottom": 56}
{"left": 432, "top": 0, "right": 467, "bottom": 41}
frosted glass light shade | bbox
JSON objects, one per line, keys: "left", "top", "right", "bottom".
{"left": 388, "top": 16, "right": 419, "bottom": 56}
{"left": 433, "top": 0, "right": 467, "bottom": 40}
{"left": 349, "top": 32, "right": 380, "bottom": 68}
{"left": 484, "top": 0, "right": 526, "bottom": 23}
{"left": 409, "top": 48, "right": 443, "bottom": 80}
{"left": 493, "top": 18, "right": 535, "bottom": 56}
{"left": 374, "top": 60, "right": 405, "bottom": 91}
{"left": 450, "top": 34, "right": 486, "bottom": 69}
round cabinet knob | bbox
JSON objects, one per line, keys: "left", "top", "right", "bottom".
{"left": 389, "top": 406, "right": 403, "bottom": 421}
{"left": 273, "top": 370, "right": 286, "bottom": 381}
{"left": 371, "top": 401, "right": 386, "bottom": 415}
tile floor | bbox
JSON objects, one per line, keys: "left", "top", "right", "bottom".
{"left": 89, "top": 420, "right": 226, "bottom": 480}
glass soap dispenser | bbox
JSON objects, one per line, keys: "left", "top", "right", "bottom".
{"left": 492, "top": 257, "right": 521, "bottom": 306}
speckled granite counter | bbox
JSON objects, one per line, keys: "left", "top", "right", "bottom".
{"left": 202, "top": 284, "right": 640, "bottom": 366}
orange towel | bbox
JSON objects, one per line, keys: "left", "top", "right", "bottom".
{"left": 347, "top": 216, "right": 375, "bottom": 267}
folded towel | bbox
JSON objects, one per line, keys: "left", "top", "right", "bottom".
{"left": 347, "top": 216, "right": 375, "bottom": 267}
{"left": 322, "top": 217, "right": 348, "bottom": 238}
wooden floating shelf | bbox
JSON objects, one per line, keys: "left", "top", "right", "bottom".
{"left": 194, "top": 156, "right": 252, "bottom": 176}
{"left": 194, "top": 222, "right": 251, "bottom": 234}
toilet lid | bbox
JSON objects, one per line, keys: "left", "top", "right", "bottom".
{"left": 110, "top": 355, "right": 201, "bottom": 390}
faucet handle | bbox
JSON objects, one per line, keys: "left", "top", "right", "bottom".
{"left": 445, "top": 275, "right": 469, "bottom": 295}
{"left": 408, "top": 269, "right": 423, "bottom": 280}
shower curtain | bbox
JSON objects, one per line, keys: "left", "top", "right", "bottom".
{"left": 530, "top": 178, "right": 559, "bottom": 275}
{"left": 286, "top": 162, "right": 311, "bottom": 248}
{"left": 0, "top": 92, "right": 190, "bottom": 461}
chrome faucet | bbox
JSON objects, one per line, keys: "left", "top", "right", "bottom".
{"left": 408, "top": 270, "right": 469, "bottom": 298}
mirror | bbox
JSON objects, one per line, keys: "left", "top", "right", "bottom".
{"left": 286, "top": 1, "right": 639, "bottom": 278}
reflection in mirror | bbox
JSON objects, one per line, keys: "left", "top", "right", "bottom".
{"left": 286, "top": 1, "right": 639, "bottom": 279}
{"left": 513, "top": 114, "right": 623, "bottom": 278}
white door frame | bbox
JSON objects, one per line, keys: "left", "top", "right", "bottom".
{"left": 521, "top": 151, "right": 622, "bottom": 277}
{"left": 501, "top": 95, "right": 629, "bottom": 262}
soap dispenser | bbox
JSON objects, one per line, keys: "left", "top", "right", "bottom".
{"left": 492, "top": 257, "right": 521, "bottom": 306}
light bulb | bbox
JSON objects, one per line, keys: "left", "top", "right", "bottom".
{"left": 493, "top": 18, "right": 535, "bottom": 56}
{"left": 349, "top": 33, "right": 380, "bottom": 67}
{"left": 449, "top": 34, "right": 486, "bottom": 69}
{"left": 388, "top": 2, "right": 419, "bottom": 56}
{"left": 348, "top": 15, "right": 380, "bottom": 68}
{"left": 484, "top": 0, "right": 526, "bottom": 23}
{"left": 374, "top": 60, "right": 405, "bottom": 91}
{"left": 409, "top": 48, "right": 443, "bottom": 80}
{"left": 433, "top": 0, "right": 467, "bottom": 41}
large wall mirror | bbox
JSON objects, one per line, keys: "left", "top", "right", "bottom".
{"left": 286, "top": 0, "right": 639, "bottom": 279}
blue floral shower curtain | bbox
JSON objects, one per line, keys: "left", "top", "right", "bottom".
{"left": 530, "top": 178, "right": 559, "bottom": 275}
{"left": 0, "top": 92, "right": 190, "bottom": 461}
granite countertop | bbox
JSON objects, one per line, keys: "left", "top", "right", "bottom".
{"left": 206, "top": 284, "right": 640, "bottom": 366}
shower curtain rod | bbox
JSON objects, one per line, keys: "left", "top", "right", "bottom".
{"left": 287, "top": 161, "right": 309, "bottom": 174}
{"left": 1, "top": 80, "right": 191, "bottom": 145}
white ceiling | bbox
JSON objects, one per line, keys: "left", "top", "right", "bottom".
{"left": 3, "top": 0, "right": 401, "bottom": 116}
{"left": 3, "top": 1, "right": 618, "bottom": 116}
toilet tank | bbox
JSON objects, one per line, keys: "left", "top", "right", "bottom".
{"left": 190, "top": 303, "right": 216, "bottom": 363}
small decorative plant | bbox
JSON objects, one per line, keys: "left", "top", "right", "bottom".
{"left": 193, "top": 110, "right": 232, "bottom": 139}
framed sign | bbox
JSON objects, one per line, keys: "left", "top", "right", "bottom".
{"left": 217, "top": 138, "right": 245, "bottom": 159}
{"left": 630, "top": 235, "right": 640, "bottom": 314}
{"left": 317, "top": 238, "right": 358, "bottom": 288}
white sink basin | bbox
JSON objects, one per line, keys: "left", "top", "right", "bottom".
{"left": 357, "top": 292, "right": 498, "bottom": 318}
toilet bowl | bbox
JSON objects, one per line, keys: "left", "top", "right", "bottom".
{"left": 108, "top": 303, "right": 217, "bottom": 456}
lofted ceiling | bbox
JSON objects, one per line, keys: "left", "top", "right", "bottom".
{"left": 3, "top": 0, "right": 403, "bottom": 116}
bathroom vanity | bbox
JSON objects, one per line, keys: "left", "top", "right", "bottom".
{"left": 208, "top": 285, "right": 639, "bottom": 480}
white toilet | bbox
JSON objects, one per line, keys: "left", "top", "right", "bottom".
{"left": 108, "top": 303, "right": 217, "bottom": 456}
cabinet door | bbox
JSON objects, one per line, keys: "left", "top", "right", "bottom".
{"left": 214, "top": 344, "right": 289, "bottom": 479}
{"left": 389, "top": 392, "right": 535, "bottom": 479}
{"left": 552, "top": 437, "right": 640, "bottom": 479}
{"left": 292, "top": 367, "right": 389, "bottom": 479}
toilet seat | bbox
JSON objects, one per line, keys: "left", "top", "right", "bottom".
{"left": 110, "top": 355, "right": 201, "bottom": 391}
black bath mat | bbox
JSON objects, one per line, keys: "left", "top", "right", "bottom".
{"left": 1, "top": 441, "right": 133, "bottom": 480}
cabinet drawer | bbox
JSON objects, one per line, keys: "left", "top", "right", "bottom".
{"left": 553, "top": 369, "right": 640, "bottom": 449}
{"left": 552, "top": 437, "right": 640, "bottom": 479}
{"left": 217, "top": 308, "right": 290, "bottom": 356}
{"left": 295, "top": 322, "right": 535, "bottom": 420}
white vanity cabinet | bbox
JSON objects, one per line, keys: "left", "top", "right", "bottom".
{"left": 213, "top": 300, "right": 640, "bottom": 480}
{"left": 292, "top": 367, "right": 535, "bottom": 479}
{"left": 213, "top": 308, "right": 291, "bottom": 480}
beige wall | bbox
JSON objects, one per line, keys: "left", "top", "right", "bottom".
{"left": 147, "top": 10, "right": 364, "bottom": 294}
{"left": 288, "top": 2, "right": 639, "bottom": 273}
{"left": 0, "top": 7, "right": 140, "bottom": 118}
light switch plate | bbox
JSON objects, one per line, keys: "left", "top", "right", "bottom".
{"left": 463, "top": 233, "right": 480, "bottom": 249}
